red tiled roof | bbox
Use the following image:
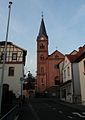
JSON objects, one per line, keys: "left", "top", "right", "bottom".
{"left": 66, "top": 45, "right": 85, "bottom": 62}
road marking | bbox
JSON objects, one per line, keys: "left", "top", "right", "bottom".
{"left": 14, "top": 115, "right": 19, "bottom": 120}
{"left": 72, "top": 112, "right": 85, "bottom": 118}
{"left": 82, "top": 112, "right": 85, "bottom": 115}
{"left": 59, "top": 111, "right": 63, "bottom": 114}
{"left": 67, "top": 116, "right": 73, "bottom": 119}
{"left": 29, "top": 103, "right": 40, "bottom": 120}
{"left": 0, "top": 105, "right": 17, "bottom": 120}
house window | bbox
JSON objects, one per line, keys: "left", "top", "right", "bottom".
{"left": 64, "top": 70, "right": 66, "bottom": 78}
{"left": 0, "top": 52, "right": 6, "bottom": 61}
{"left": 67, "top": 85, "right": 71, "bottom": 95}
{"left": 8, "top": 67, "right": 15, "bottom": 76}
{"left": 12, "top": 53, "right": 17, "bottom": 60}
{"left": 62, "top": 89, "right": 66, "bottom": 98}
{"left": 84, "top": 61, "right": 85, "bottom": 74}
{"left": 67, "top": 66, "right": 70, "bottom": 76}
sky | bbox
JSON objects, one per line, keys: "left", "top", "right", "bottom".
{"left": 0, "top": 0, "right": 85, "bottom": 76}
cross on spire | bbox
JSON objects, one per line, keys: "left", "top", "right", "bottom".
{"left": 38, "top": 12, "right": 48, "bottom": 39}
{"left": 41, "top": 11, "right": 44, "bottom": 19}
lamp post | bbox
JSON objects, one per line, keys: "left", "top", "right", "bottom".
{"left": 20, "top": 77, "right": 24, "bottom": 106}
{"left": 0, "top": 1, "right": 12, "bottom": 115}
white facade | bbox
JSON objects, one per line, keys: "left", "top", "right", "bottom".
{"left": 63, "top": 57, "right": 72, "bottom": 83}
{"left": 0, "top": 64, "right": 24, "bottom": 97}
{"left": 0, "top": 41, "right": 27, "bottom": 97}
{"left": 60, "top": 56, "right": 73, "bottom": 103}
{"left": 79, "top": 58, "right": 85, "bottom": 104}
{"left": 60, "top": 46, "right": 85, "bottom": 104}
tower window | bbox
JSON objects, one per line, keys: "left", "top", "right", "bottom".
{"left": 40, "top": 55, "right": 44, "bottom": 60}
{"left": 40, "top": 43, "right": 45, "bottom": 49}
{"left": 41, "top": 67, "right": 44, "bottom": 73}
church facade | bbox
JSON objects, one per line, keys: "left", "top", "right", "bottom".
{"left": 36, "top": 17, "right": 64, "bottom": 94}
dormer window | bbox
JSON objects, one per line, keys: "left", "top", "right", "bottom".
{"left": 12, "top": 53, "right": 17, "bottom": 60}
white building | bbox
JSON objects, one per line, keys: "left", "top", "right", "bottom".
{"left": 0, "top": 41, "right": 27, "bottom": 97}
{"left": 60, "top": 55, "right": 73, "bottom": 103}
{"left": 60, "top": 45, "right": 85, "bottom": 104}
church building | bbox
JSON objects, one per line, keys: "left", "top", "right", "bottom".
{"left": 36, "top": 16, "right": 64, "bottom": 95}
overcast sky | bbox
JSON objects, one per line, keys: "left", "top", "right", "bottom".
{"left": 0, "top": 0, "right": 85, "bottom": 75}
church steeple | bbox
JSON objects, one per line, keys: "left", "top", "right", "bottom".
{"left": 38, "top": 14, "right": 48, "bottom": 39}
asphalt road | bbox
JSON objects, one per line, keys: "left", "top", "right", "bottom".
{"left": 29, "top": 98, "right": 85, "bottom": 120}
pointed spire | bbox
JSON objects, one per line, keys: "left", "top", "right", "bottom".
{"left": 38, "top": 13, "right": 48, "bottom": 38}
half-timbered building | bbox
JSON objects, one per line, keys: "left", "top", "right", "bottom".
{"left": 0, "top": 41, "right": 27, "bottom": 97}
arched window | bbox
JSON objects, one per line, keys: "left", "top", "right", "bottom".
{"left": 41, "top": 67, "right": 44, "bottom": 73}
{"left": 40, "top": 43, "right": 45, "bottom": 49}
{"left": 40, "top": 55, "right": 44, "bottom": 60}
{"left": 54, "top": 76, "right": 60, "bottom": 85}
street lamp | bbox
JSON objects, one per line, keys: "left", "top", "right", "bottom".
{"left": 0, "top": 1, "right": 12, "bottom": 115}
{"left": 20, "top": 77, "right": 24, "bottom": 106}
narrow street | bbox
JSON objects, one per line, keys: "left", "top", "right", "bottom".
{"left": 17, "top": 98, "right": 85, "bottom": 120}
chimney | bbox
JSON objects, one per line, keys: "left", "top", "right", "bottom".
{"left": 79, "top": 47, "right": 82, "bottom": 52}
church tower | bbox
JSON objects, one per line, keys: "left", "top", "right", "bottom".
{"left": 36, "top": 16, "right": 48, "bottom": 92}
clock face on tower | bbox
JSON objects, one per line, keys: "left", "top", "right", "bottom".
{"left": 41, "top": 37, "right": 44, "bottom": 40}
